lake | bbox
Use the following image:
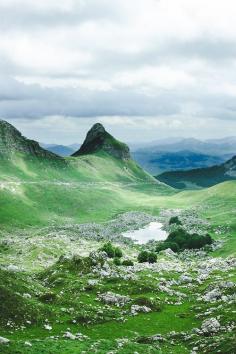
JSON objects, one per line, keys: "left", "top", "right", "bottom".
{"left": 122, "top": 222, "right": 168, "bottom": 244}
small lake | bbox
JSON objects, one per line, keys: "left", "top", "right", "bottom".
{"left": 122, "top": 222, "right": 168, "bottom": 244}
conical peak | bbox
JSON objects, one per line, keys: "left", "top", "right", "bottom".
{"left": 72, "top": 122, "right": 131, "bottom": 160}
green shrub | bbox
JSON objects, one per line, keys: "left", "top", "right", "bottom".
{"left": 156, "top": 241, "right": 180, "bottom": 253}
{"left": 113, "top": 257, "right": 121, "bottom": 266}
{"left": 100, "top": 242, "right": 123, "bottom": 258}
{"left": 122, "top": 259, "right": 134, "bottom": 266}
{"left": 169, "top": 216, "right": 182, "bottom": 225}
{"left": 134, "top": 296, "right": 162, "bottom": 311}
{"left": 100, "top": 241, "right": 115, "bottom": 258}
{"left": 137, "top": 250, "right": 149, "bottom": 263}
{"left": 114, "top": 247, "right": 123, "bottom": 258}
{"left": 138, "top": 251, "right": 157, "bottom": 263}
{"left": 166, "top": 228, "right": 213, "bottom": 250}
{"left": 148, "top": 252, "right": 157, "bottom": 263}
{"left": 39, "top": 292, "right": 57, "bottom": 303}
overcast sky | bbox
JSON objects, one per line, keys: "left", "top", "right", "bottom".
{"left": 1, "top": 0, "right": 236, "bottom": 144}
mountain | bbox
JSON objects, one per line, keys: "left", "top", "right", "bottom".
{"left": 72, "top": 123, "right": 130, "bottom": 160}
{"left": 132, "top": 137, "right": 236, "bottom": 156}
{"left": 157, "top": 155, "right": 236, "bottom": 189}
{"left": 0, "top": 119, "right": 63, "bottom": 161}
{"left": 132, "top": 150, "right": 227, "bottom": 175}
{"left": 0, "top": 120, "right": 168, "bottom": 227}
{"left": 40, "top": 143, "right": 76, "bottom": 156}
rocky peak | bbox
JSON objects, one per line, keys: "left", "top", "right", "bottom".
{"left": 223, "top": 155, "right": 236, "bottom": 177}
{"left": 0, "top": 119, "right": 62, "bottom": 160}
{"left": 72, "top": 123, "right": 131, "bottom": 160}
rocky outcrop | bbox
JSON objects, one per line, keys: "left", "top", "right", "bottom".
{"left": 0, "top": 119, "right": 63, "bottom": 161}
{"left": 72, "top": 123, "right": 131, "bottom": 160}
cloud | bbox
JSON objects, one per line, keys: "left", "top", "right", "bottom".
{"left": 0, "top": 0, "right": 236, "bottom": 141}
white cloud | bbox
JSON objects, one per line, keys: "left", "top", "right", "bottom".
{"left": 0, "top": 0, "right": 236, "bottom": 141}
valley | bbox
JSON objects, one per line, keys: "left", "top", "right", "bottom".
{"left": 0, "top": 120, "right": 235, "bottom": 353}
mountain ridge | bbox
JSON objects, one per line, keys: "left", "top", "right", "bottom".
{"left": 72, "top": 123, "right": 131, "bottom": 160}
{"left": 157, "top": 155, "right": 236, "bottom": 189}
{"left": 0, "top": 119, "right": 63, "bottom": 161}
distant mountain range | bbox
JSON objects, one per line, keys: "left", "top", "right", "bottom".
{"left": 40, "top": 143, "right": 80, "bottom": 157}
{"left": 39, "top": 136, "right": 236, "bottom": 175}
{"left": 157, "top": 155, "right": 236, "bottom": 189}
{"left": 131, "top": 137, "right": 236, "bottom": 174}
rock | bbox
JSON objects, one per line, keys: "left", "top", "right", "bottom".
{"left": 63, "top": 331, "right": 76, "bottom": 340}
{"left": 202, "top": 288, "right": 222, "bottom": 302}
{"left": 201, "top": 318, "right": 221, "bottom": 335}
{"left": 44, "top": 324, "right": 52, "bottom": 330}
{"left": 130, "top": 305, "right": 151, "bottom": 315}
{"left": 89, "top": 251, "right": 107, "bottom": 266}
{"left": 98, "top": 291, "right": 130, "bottom": 307}
{"left": 6, "top": 264, "right": 20, "bottom": 272}
{"left": 24, "top": 341, "right": 32, "bottom": 347}
{"left": 179, "top": 274, "right": 193, "bottom": 284}
{"left": 0, "top": 336, "right": 10, "bottom": 344}
{"left": 219, "top": 281, "right": 234, "bottom": 288}
{"left": 162, "top": 248, "right": 176, "bottom": 257}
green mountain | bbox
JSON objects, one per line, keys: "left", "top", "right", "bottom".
{"left": 0, "top": 120, "right": 63, "bottom": 161}
{"left": 0, "top": 120, "right": 170, "bottom": 227}
{"left": 157, "top": 155, "right": 236, "bottom": 189}
{"left": 72, "top": 123, "right": 130, "bottom": 160}
{"left": 1, "top": 120, "right": 236, "bottom": 354}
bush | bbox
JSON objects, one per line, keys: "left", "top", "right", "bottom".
{"left": 156, "top": 241, "right": 180, "bottom": 253}
{"left": 100, "top": 242, "right": 123, "bottom": 259}
{"left": 133, "top": 296, "right": 162, "bottom": 311}
{"left": 114, "top": 247, "right": 123, "bottom": 258}
{"left": 169, "top": 216, "right": 182, "bottom": 225}
{"left": 113, "top": 257, "right": 121, "bottom": 266}
{"left": 137, "top": 250, "right": 149, "bottom": 263}
{"left": 100, "top": 242, "right": 115, "bottom": 258}
{"left": 138, "top": 251, "right": 157, "bottom": 263}
{"left": 39, "top": 292, "right": 57, "bottom": 303}
{"left": 167, "top": 228, "right": 213, "bottom": 250}
{"left": 148, "top": 252, "right": 157, "bottom": 263}
{"left": 122, "top": 259, "right": 134, "bottom": 266}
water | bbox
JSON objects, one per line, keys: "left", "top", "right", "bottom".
{"left": 122, "top": 222, "right": 168, "bottom": 244}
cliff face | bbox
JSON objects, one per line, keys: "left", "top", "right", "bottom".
{"left": 0, "top": 119, "right": 63, "bottom": 160}
{"left": 72, "top": 123, "right": 131, "bottom": 160}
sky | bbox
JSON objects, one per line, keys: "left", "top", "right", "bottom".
{"left": 1, "top": 0, "right": 236, "bottom": 144}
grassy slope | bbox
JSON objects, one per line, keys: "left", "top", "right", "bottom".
{"left": 0, "top": 152, "right": 236, "bottom": 353}
{"left": 0, "top": 151, "right": 175, "bottom": 228}
{"left": 157, "top": 163, "right": 235, "bottom": 189}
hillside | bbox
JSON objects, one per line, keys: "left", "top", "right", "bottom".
{"left": 157, "top": 155, "right": 236, "bottom": 189}
{"left": 0, "top": 121, "right": 236, "bottom": 354}
{"left": 0, "top": 120, "right": 171, "bottom": 227}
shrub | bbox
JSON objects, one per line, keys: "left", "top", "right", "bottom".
{"left": 138, "top": 251, "right": 157, "bottom": 263}
{"left": 122, "top": 259, "right": 134, "bottom": 266}
{"left": 169, "top": 216, "right": 182, "bottom": 225}
{"left": 100, "top": 241, "right": 115, "bottom": 258}
{"left": 137, "top": 250, "right": 149, "bottom": 263}
{"left": 39, "top": 292, "right": 57, "bottom": 303}
{"left": 156, "top": 241, "right": 179, "bottom": 253}
{"left": 113, "top": 257, "right": 121, "bottom": 266}
{"left": 148, "top": 252, "right": 157, "bottom": 263}
{"left": 114, "top": 247, "right": 123, "bottom": 258}
{"left": 167, "top": 228, "right": 213, "bottom": 250}
{"left": 100, "top": 242, "right": 123, "bottom": 258}
{"left": 134, "top": 296, "right": 162, "bottom": 311}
